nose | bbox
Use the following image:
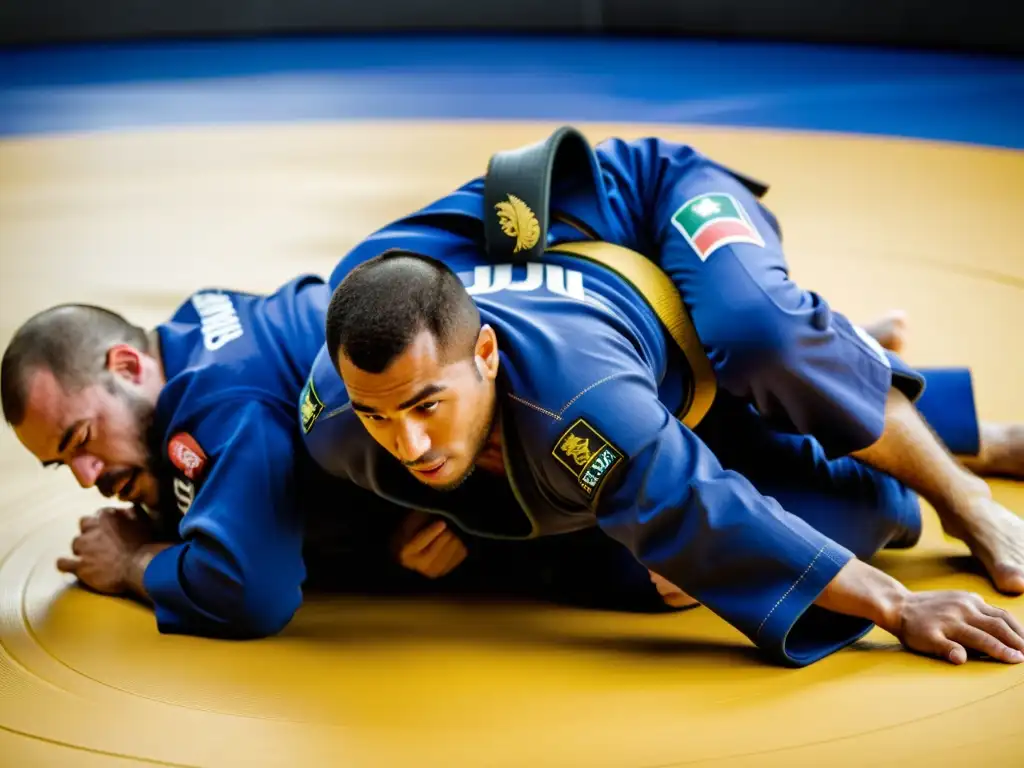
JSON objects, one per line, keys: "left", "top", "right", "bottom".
{"left": 69, "top": 454, "right": 104, "bottom": 488}
{"left": 395, "top": 419, "right": 431, "bottom": 464}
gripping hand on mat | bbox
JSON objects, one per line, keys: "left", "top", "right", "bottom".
{"left": 895, "top": 589, "right": 1024, "bottom": 665}
{"left": 57, "top": 506, "right": 168, "bottom": 598}
{"left": 818, "top": 558, "right": 1024, "bottom": 665}
{"left": 391, "top": 510, "right": 468, "bottom": 579}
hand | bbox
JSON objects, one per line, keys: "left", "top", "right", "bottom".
{"left": 892, "top": 590, "right": 1024, "bottom": 665}
{"left": 648, "top": 569, "right": 700, "bottom": 608}
{"left": 57, "top": 507, "right": 155, "bottom": 595}
{"left": 392, "top": 511, "right": 468, "bottom": 579}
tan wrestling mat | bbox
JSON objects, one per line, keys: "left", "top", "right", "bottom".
{"left": 1, "top": 122, "right": 1023, "bottom": 766}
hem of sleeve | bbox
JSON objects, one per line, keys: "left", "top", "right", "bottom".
{"left": 757, "top": 543, "right": 874, "bottom": 667}
{"left": 142, "top": 542, "right": 218, "bottom": 635}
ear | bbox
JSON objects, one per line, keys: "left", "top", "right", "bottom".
{"left": 474, "top": 325, "right": 500, "bottom": 381}
{"left": 105, "top": 344, "right": 145, "bottom": 384}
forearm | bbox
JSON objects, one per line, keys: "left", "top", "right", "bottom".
{"left": 814, "top": 558, "right": 909, "bottom": 636}
{"left": 125, "top": 542, "right": 174, "bottom": 603}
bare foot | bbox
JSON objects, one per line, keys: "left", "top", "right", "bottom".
{"left": 862, "top": 310, "right": 909, "bottom": 354}
{"left": 959, "top": 423, "right": 1024, "bottom": 481}
{"left": 939, "top": 491, "right": 1024, "bottom": 595}
{"left": 648, "top": 570, "right": 700, "bottom": 609}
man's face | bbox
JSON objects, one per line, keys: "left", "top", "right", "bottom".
{"left": 338, "top": 327, "right": 499, "bottom": 491}
{"left": 13, "top": 345, "right": 160, "bottom": 508}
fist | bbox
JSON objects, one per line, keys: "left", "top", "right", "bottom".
{"left": 392, "top": 511, "right": 468, "bottom": 579}
{"left": 57, "top": 506, "right": 154, "bottom": 594}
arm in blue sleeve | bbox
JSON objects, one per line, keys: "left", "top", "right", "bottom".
{"left": 143, "top": 402, "right": 307, "bottom": 639}
{"left": 559, "top": 372, "right": 875, "bottom": 666}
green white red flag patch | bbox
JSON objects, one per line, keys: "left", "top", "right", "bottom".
{"left": 670, "top": 192, "right": 764, "bottom": 261}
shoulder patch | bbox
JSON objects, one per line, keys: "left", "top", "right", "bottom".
{"left": 670, "top": 192, "right": 764, "bottom": 261}
{"left": 551, "top": 417, "right": 624, "bottom": 497}
{"left": 300, "top": 376, "right": 325, "bottom": 434}
{"left": 168, "top": 432, "right": 207, "bottom": 481}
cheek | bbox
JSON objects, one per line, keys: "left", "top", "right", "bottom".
{"left": 437, "top": 401, "right": 480, "bottom": 448}
{"left": 102, "top": 407, "right": 146, "bottom": 462}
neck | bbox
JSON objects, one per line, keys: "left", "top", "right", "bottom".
{"left": 146, "top": 329, "right": 168, "bottom": 388}
{"left": 474, "top": 415, "right": 506, "bottom": 476}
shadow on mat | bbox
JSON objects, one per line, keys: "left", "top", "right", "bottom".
{"left": 871, "top": 550, "right": 998, "bottom": 590}
{"left": 286, "top": 596, "right": 764, "bottom": 666}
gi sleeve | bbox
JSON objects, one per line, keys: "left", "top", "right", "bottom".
{"left": 545, "top": 368, "right": 874, "bottom": 667}
{"left": 143, "top": 401, "right": 307, "bottom": 639}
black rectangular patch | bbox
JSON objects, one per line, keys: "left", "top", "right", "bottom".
{"left": 300, "top": 377, "right": 324, "bottom": 434}
{"left": 551, "top": 417, "right": 624, "bottom": 497}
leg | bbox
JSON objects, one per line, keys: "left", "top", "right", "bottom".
{"left": 916, "top": 366, "right": 1024, "bottom": 480}
{"left": 852, "top": 386, "right": 1024, "bottom": 594}
{"left": 864, "top": 314, "right": 1024, "bottom": 480}
{"left": 654, "top": 160, "right": 922, "bottom": 459}
{"left": 959, "top": 424, "right": 1024, "bottom": 479}
{"left": 696, "top": 395, "right": 922, "bottom": 563}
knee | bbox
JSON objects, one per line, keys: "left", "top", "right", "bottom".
{"left": 699, "top": 285, "right": 817, "bottom": 386}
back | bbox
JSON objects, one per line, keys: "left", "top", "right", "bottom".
{"left": 134, "top": 274, "right": 350, "bottom": 639}
{"left": 157, "top": 274, "right": 329, "bottom": 419}
{"left": 150, "top": 273, "right": 330, "bottom": 524}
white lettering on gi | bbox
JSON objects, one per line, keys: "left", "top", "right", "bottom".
{"left": 461, "top": 263, "right": 585, "bottom": 302}
{"left": 173, "top": 476, "right": 195, "bottom": 516}
{"left": 191, "top": 291, "right": 244, "bottom": 351}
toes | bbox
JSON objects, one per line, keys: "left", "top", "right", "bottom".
{"left": 994, "top": 565, "right": 1024, "bottom": 596}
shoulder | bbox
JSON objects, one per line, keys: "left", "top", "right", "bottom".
{"left": 297, "top": 344, "right": 375, "bottom": 479}
{"left": 155, "top": 395, "right": 297, "bottom": 520}
{"left": 328, "top": 179, "right": 487, "bottom": 291}
{"left": 498, "top": 315, "right": 664, "bottom": 502}
{"left": 174, "top": 396, "right": 294, "bottom": 462}
{"left": 492, "top": 286, "right": 656, "bottom": 420}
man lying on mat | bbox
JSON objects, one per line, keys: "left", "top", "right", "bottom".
{"left": 299, "top": 128, "right": 1024, "bottom": 667}
{"left": 0, "top": 278, "right": 445, "bottom": 640}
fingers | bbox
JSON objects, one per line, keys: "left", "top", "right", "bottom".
{"left": 404, "top": 520, "right": 449, "bottom": 555}
{"left": 936, "top": 639, "right": 968, "bottom": 666}
{"left": 970, "top": 613, "right": 1024, "bottom": 654}
{"left": 981, "top": 603, "right": 1024, "bottom": 641}
{"left": 429, "top": 535, "right": 467, "bottom": 578}
{"left": 953, "top": 625, "right": 1024, "bottom": 664}
{"left": 79, "top": 515, "right": 99, "bottom": 532}
{"left": 414, "top": 532, "right": 467, "bottom": 578}
{"left": 56, "top": 557, "right": 81, "bottom": 575}
{"left": 401, "top": 525, "right": 467, "bottom": 578}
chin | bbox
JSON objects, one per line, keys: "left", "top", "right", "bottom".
{"left": 411, "top": 463, "right": 474, "bottom": 492}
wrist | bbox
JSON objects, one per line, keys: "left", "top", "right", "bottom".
{"left": 816, "top": 558, "right": 911, "bottom": 634}
{"left": 868, "top": 576, "right": 911, "bottom": 636}
{"left": 126, "top": 542, "right": 172, "bottom": 600}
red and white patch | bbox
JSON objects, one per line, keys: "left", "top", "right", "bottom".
{"left": 168, "top": 432, "right": 207, "bottom": 480}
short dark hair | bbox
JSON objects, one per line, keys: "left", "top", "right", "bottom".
{"left": 325, "top": 251, "right": 481, "bottom": 374}
{"left": 1, "top": 304, "right": 149, "bottom": 426}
